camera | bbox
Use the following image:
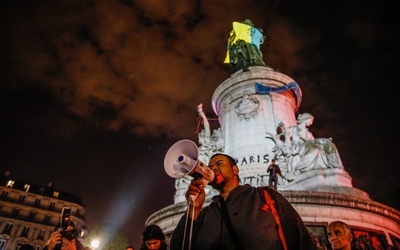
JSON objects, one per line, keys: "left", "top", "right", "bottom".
{"left": 57, "top": 226, "right": 78, "bottom": 241}
{"left": 55, "top": 207, "right": 78, "bottom": 242}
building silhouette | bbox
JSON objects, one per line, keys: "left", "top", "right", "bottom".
{"left": 0, "top": 173, "right": 87, "bottom": 250}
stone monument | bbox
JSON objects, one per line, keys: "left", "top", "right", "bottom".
{"left": 148, "top": 20, "right": 400, "bottom": 249}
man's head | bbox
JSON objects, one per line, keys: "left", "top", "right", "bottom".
{"left": 209, "top": 154, "right": 239, "bottom": 188}
{"left": 328, "top": 221, "right": 353, "bottom": 250}
{"left": 126, "top": 246, "right": 135, "bottom": 250}
{"left": 272, "top": 159, "right": 276, "bottom": 163}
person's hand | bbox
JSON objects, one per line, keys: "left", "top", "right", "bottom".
{"left": 46, "top": 231, "right": 63, "bottom": 250}
{"left": 60, "top": 238, "right": 77, "bottom": 250}
{"left": 185, "top": 179, "right": 205, "bottom": 220}
{"left": 186, "top": 179, "right": 205, "bottom": 206}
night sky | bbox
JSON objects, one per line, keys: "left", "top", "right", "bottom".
{"left": 1, "top": 0, "right": 399, "bottom": 248}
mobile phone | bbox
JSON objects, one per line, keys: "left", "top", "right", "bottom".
{"left": 60, "top": 206, "right": 72, "bottom": 227}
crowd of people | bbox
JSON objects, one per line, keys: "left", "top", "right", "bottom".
{"left": 30, "top": 153, "right": 357, "bottom": 250}
{"left": 9, "top": 16, "right": 364, "bottom": 250}
{"left": 35, "top": 154, "right": 356, "bottom": 250}
{"left": 32, "top": 222, "right": 168, "bottom": 250}
{"left": 31, "top": 151, "right": 355, "bottom": 250}
{"left": 35, "top": 215, "right": 354, "bottom": 250}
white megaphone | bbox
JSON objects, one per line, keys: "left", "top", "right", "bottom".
{"left": 164, "top": 139, "right": 216, "bottom": 201}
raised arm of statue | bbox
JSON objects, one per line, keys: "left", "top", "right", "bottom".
{"left": 197, "top": 103, "right": 211, "bottom": 145}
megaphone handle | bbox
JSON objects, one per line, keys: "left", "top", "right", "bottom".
{"left": 202, "top": 178, "right": 210, "bottom": 186}
{"left": 189, "top": 194, "right": 198, "bottom": 203}
{"left": 188, "top": 177, "right": 209, "bottom": 203}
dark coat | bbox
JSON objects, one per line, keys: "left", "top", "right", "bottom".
{"left": 170, "top": 184, "right": 318, "bottom": 250}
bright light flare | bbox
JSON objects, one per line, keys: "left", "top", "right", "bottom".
{"left": 91, "top": 239, "right": 100, "bottom": 249}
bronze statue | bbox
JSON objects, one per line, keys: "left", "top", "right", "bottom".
{"left": 224, "top": 19, "right": 266, "bottom": 73}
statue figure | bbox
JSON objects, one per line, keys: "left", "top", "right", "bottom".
{"left": 197, "top": 103, "right": 225, "bottom": 163}
{"left": 211, "top": 127, "right": 225, "bottom": 150}
{"left": 224, "top": 19, "right": 266, "bottom": 73}
{"left": 175, "top": 104, "right": 225, "bottom": 198}
{"left": 197, "top": 103, "right": 211, "bottom": 146}
{"left": 267, "top": 113, "right": 344, "bottom": 181}
{"left": 175, "top": 104, "right": 212, "bottom": 196}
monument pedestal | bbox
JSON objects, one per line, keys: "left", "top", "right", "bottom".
{"left": 152, "top": 66, "right": 400, "bottom": 248}
{"left": 147, "top": 189, "right": 400, "bottom": 247}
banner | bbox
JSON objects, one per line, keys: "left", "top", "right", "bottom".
{"left": 255, "top": 81, "right": 302, "bottom": 109}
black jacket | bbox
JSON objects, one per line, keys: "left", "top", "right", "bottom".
{"left": 170, "top": 184, "right": 318, "bottom": 250}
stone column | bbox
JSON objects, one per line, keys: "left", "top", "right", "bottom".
{"left": 212, "top": 66, "right": 300, "bottom": 186}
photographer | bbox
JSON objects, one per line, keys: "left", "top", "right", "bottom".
{"left": 43, "top": 221, "right": 89, "bottom": 250}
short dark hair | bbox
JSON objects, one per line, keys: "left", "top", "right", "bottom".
{"left": 125, "top": 246, "right": 135, "bottom": 250}
{"left": 210, "top": 153, "right": 237, "bottom": 166}
{"left": 141, "top": 224, "right": 165, "bottom": 242}
{"left": 210, "top": 153, "right": 240, "bottom": 182}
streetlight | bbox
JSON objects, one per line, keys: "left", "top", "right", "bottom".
{"left": 90, "top": 239, "right": 99, "bottom": 249}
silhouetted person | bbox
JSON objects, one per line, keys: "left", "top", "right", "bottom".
{"left": 267, "top": 159, "right": 281, "bottom": 190}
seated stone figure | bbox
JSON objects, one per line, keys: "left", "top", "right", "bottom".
{"left": 270, "top": 113, "right": 343, "bottom": 181}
